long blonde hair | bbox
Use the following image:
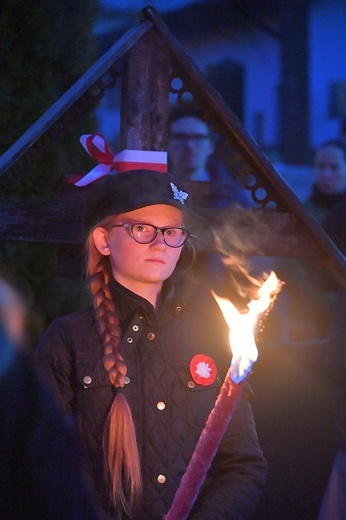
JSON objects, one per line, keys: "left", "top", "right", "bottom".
{"left": 86, "top": 215, "right": 141, "bottom": 518}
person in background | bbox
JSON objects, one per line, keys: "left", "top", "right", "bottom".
{"left": 317, "top": 198, "right": 346, "bottom": 520}
{"left": 273, "top": 139, "right": 346, "bottom": 343}
{"left": 306, "top": 139, "right": 346, "bottom": 220}
{"left": 167, "top": 106, "right": 251, "bottom": 209}
{"left": 167, "top": 106, "right": 254, "bottom": 284}
{"left": 36, "top": 158, "right": 268, "bottom": 520}
{"left": 0, "top": 276, "right": 99, "bottom": 520}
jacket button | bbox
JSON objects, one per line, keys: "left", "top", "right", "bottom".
{"left": 157, "top": 474, "right": 166, "bottom": 484}
{"left": 127, "top": 337, "right": 133, "bottom": 343}
{"left": 187, "top": 380, "right": 196, "bottom": 389}
{"left": 156, "top": 401, "right": 166, "bottom": 410}
{"left": 147, "top": 332, "right": 155, "bottom": 341}
{"left": 132, "top": 324, "right": 139, "bottom": 332}
{"left": 124, "top": 376, "right": 130, "bottom": 385}
{"left": 83, "top": 376, "right": 92, "bottom": 385}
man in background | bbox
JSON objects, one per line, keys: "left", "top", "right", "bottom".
{"left": 167, "top": 106, "right": 251, "bottom": 209}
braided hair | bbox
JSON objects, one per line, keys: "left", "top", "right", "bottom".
{"left": 86, "top": 215, "right": 141, "bottom": 518}
{"left": 82, "top": 170, "right": 193, "bottom": 516}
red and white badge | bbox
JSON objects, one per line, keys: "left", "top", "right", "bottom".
{"left": 189, "top": 354, "right": 217, "bottom": 386}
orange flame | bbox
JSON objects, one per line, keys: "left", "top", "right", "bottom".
{"left": 212, "top": 271, "right": 281, "bottom": 383}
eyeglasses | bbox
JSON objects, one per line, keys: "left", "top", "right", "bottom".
{"left": 169, "top": 133, "right": 210, "bottom": 145}
{"left": 112, "top": 223, "right": 190, "bottom": 248}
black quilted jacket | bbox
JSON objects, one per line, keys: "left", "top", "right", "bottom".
{"left": 36, "top": 278, "right": 267, "bottom": 519}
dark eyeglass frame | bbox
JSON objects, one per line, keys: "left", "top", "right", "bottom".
{"left": 169, "top": 132, "right": 210, "bottom": 144}
{"left": 111, "top": 223, "right": 190, "bottom": 248}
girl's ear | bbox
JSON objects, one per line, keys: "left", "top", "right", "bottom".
{"left": 92, "top": 227, "right": 110, "bottom": 256}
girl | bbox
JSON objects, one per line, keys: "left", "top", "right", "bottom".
{"left": 36, "top": 167, "right": 267, "bottom": 519}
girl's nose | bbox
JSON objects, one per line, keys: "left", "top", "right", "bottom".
{"left": 150, "top": 231, "right": 166, "bottom": 248}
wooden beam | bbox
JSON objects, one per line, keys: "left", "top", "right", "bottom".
{"left": 120, "top": 29, "right": 171, "bottom": 150}
{"left": 0, "top": 194, "right": 332, "bottom": 257}
{"left": 0, "top": 195, "right": 85, "bottom": 244}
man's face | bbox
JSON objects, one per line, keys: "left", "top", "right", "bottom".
{"left": 167, "top": 116, "right": 214, "bottom": 178}
{"left": 314, "top": 144, "right": 346, "bottom": 194}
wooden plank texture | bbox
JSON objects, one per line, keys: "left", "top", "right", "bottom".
{"left": 0, "top": 194, "right": 328, "bottom": 256}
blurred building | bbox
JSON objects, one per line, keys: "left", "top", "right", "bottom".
{"left": 94, "top": 0, "right": 346, "bottom": 179}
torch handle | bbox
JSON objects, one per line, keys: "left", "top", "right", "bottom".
{"left": 164, "top": 368, "right": 248, "bottom": 520}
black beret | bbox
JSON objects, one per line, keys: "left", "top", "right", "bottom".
{"left": 84, "top": 169, "right": 190, "bottom": 230}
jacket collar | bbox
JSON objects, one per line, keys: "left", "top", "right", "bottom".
{"left": 109, "top": 277, "right": 186, "bottom": 328}
{"left": 309, "top": 184, "right": 346, "bottom": 209}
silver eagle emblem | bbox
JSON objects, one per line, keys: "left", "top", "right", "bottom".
{"left": 170, "top": 182, "right": 189, "bottom": 205}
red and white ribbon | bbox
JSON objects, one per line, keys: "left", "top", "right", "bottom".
{"left": 75, "top": 133, "right": 168, "bottom": 186}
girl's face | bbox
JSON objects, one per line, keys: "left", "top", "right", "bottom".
{"left": 93, "top": 205, "right": 185, "bottom": 297}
